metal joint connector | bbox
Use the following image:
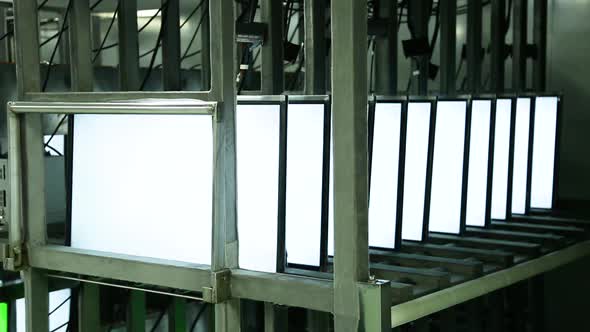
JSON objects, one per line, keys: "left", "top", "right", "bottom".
{"left": 2, "top": 243, "right": 24, "bottom": 271}
{"left": 203, "top": 269, "right": 231, "bottom": 303}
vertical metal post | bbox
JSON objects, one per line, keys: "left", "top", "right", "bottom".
{"left": 162, "top": 0, "right": 182, "bottom": 90}
{"left": 304, "top": 0, "right": 327, "bottom": 94}
{"left": 13, "top": 0, "right": 48, "bottom": 331}
{"left": 78, "top": 283, "right": 100, "bottom": 332}
{"left": 260, "top": 0, "right": 284, "bottom": 94}
{"left": 512, "top": 0, "right": 527, "bottom": 92}
{"left": 467, "top": 0, "right": 483, "bottom": 92}
{"left": 168, "top": 298, "right": 187, "bottom": 332}
{"left": 0, "top": 9, "right": 7, "bottom": 61}
{"left": 210, "top": 0, "right": 241, "bottom": 330}
{"left": 68, "top": 1, "right": 101, "bottom": 330}
{"left": 91, "top": 16, "right": 103, "bottom": 67}
{"left": 374, "top": 0, "right": 397, "bottom": 95}
{"left": 331, "top": 0, "right": 369, "bottom": 330}
{"left": 408, "top": 0, "right": 432, "bottom": 95}
{"left": 490, "top": 0, "right": 506, "bottom": 92}
{"left": 127, "top": 290, "right": 146, "bottom": 332}
{"left": 533, "top": 0, "right": 547, "bottom": 91}
{"left": 201, "top": 1, "right": 211, "bottom": 90}
{"left": 118, "top": 0, "right": 140, "bottom": 90}
{"left": 439, "top": 0, "right": 456, "bottom": 95}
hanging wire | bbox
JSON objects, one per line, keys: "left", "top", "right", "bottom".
{"left": 181, "top": 0, "right": 207, "bottom": 60}
{"left": 139, "top": 1, "right": 168, "bottom": 91}
{"left": 42, "top": 0, "right": 71, "bottom": 92}
{"left": 190, "top": 304, "right": 208, "bottom": 331}
{"left": 92, "top": 2, "right": 119, "bottom": 63}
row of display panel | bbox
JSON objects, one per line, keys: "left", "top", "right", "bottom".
{"left": 61, "top": 94, "right": 560, "bottom": 275}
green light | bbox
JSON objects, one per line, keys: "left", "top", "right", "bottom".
{"left": 0, "top": 302, "right": 7, "bottom": 332}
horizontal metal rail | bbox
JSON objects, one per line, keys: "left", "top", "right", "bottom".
{"left": 9, "top": 101, "right": 216, "bottom": 115}
{"left": 390, "top": 240, "right": 590, "bottom": 327}
{"left": 231, "top": 269, "right": 334, "bottom": 313}
{"left": 25, "top": 91, "right": 214, "bottom": 103}
{"left": 29, "top": 245, "right": 212, "bottom": 293}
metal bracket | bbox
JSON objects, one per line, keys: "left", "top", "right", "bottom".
{"left": 203, "top": 269, "right": 231, "bottom": 303}
{"left": 1, "top": 243, "right": 24, "bottom": 271}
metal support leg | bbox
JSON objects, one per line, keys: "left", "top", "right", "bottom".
{"left": 374, "top": 0, "right": 397, "bottom": 95}
{"left": 359, "top": 281, "right": 392, "bottom": 332}
{"left": 118, "top": 0, "right": 140, "bottom": 90}
{"left": 0, "top": 9, "right": 8, "bottom": 62}
{"left": 533, "top": 0, "right": 547, "bottom": 91}
{"left": 210, "top": 0, "right": 240, "bottom": 331}
{"left": 162, "top": 0, "right": 182, "bottom": 90}
{"left": 260, "top": 0, "right": 284, "bottom": 94}
{"left": 168, "top": 298, "right": 187, "bottom": 332}
{"left": 467, "top": 0, "right": 483, "bottom": 92}
{"left": 439, "top": 0, "right": 456, "bottom": 95}
{"left": 78, "top": 284, "right": 100, "bottom": 332}
{"left": 307, "top": 310, "right": 331, "bottom": 332}
{"left": 127, "top": 290, "right": 146, "bottom": 332}
{"left": 304, "top": 0, "right": 327, "bottom": 94}
{"left": 13, "top": 0, "right": 48, "bottom": 330}
{"left": 512, "top": 0, "right": 527, "bottom": 91}
{"left": 490, "top": 0, "right": 506, "bottom": 92}
{"left": 264, "top": 304, "right": 288, "bottom": 332}
{"left": 407, "top": 0, "right": 432, "bottom": 95}
{"left": 331, "top": 0, "right": 369, "bottom": 331}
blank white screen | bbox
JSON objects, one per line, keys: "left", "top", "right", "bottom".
{"left": 402, "top": 102, "right": 432, "bottom": 241}
{"left": 369, "top": 103, "right": 402, "bottom": 249}
{"left": 285, "top": 103, "right": 324, "bottom": 266}
{"left": 428, "top": 101, "right": 467, "bottom": 235}
{"left": 17, "top": 289, "right": 71, "bottom": 332}
{"left": 466, "top": 100, "right": 492, "bottom": 227}
{"left": 71, "top": 114, "right": 213, "bottom": 265}
{"left": 491, "top": 99, "right": 512, "bottom": 220}
{"left": 236, "top": 104, "right": 280, "bottom": 273}
{"left": 531, "top": 97, "right": 559, "bottom": 209}
{"left": 511, "top": 98, "right": 531, "bottom": 215}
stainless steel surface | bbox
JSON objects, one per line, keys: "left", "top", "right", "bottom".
{"left": 8, "top": 101, "right": 216, "bottom": 115}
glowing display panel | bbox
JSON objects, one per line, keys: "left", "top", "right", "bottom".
{"left": 530, "top": 97, "right": 559, "bottom": 209}
{"left": 236, "top": 104, "right": 280, "bottom": 273}
{"left": 17, "top": 289, "right": 71, "bottom": 332}
{"left": 71, "top": 114, "right": 213, "bottom": 265}
{"left": 428, "top": 101, "right": 467, "bottom": 235}
{"left": 491, "top": 99, "right": 512, "bottom": 220}
{"left": 401, "top": 102, "right": 432, "bottom": 241}
{"left": 466, "top": 100, "right": 492, "bottom": 227}
{"left": 285, "top": 103, "right": 325, "bottom": 266}
{"left": 369, "top": 103, "right": 402, "bottom": 249}
{"left": 511, "top": 98, "right": 531, "bottom": 215}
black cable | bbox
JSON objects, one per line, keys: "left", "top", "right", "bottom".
{"left": 50, "top": 321, "right": 69, "bottom": 332}
{"left": 148, "top": 309, "right": 167, "bottom": 332}
{"left": 37, "top": 0, "right": 51, "bottom": 10}
{"left": 42, "top": 1, "right": 71, "bottom": 92}
{"left": 44, "top": 115, "right": 67, "bottom": 149}
{"left": 138, "top": 5, "right": 165, "bottom": 33}
{"left": 92, "top": 2, "right": 119, "bottom": 63}
{"left": 0, "top": 31, "right": 13, "bottom": 42}
{"left": 190, "top": 304, "right": 208, "bottom": 332}
{"left": 40, "top": 26, "right": 70, "bottom": 47}
{"left": 429, "top": 3, "right": 440, "bottom": 59}
{"left": 180, "top": 1, "right": 205, "bottom": 29}
{"left": 139, "top": 45, "right": 160, "bottom": 59}
{"left": 45, "top": 144, "right": 63, "bottom": 156}
{"left": 181, "top": 0, "right": 207, "bottom": 60}
{"left": 455, "top": 57, "right": 465, "bottom": 80}
{"left": 182, "top": 49, "right": 202, "bottom": 60}
{"left": 288, "top": 46, "right": 304, "bottom": 90}
{"left": 93, "top": 42, "right": 118, "bottom": 53}
{"left": 90, "top": 0, "right": 105, "bottom": 11}
{"left": 49, "top": 295, "right": 71, "bottom": 316}
{"left": 140, "top": 1, "right": 167, "bottom": 91}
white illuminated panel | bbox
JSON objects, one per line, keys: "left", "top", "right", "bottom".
{"left": 71, "top": 114, "right": 213, "bottom": 265}
{"left": 466, "top": 100, "right": 492, "bottom": 227}
{"left": 428, "top": 101, "right": 467, "bottom": 235}
{"left": 491, "top": 99, "right": 512, "bottom": 220}
{"left": 369, "top": 103, "right": 402, "bottom": 249}
{"left": 17, "top": 289, "right": 71, "bottom": 332}
{"left": 402, "top": 102, "right": 432, "bottom": 241}
{"left": 531, "top": 96, "right": 559, "bottom": 209}
{"left": 511, "top": 98, "right": 531, "bottom": 215}
{"left": 285, "top": 103, "right": 324, "bottom": 266}
{"left": 237, "top": 104, "right": 280, "bottom": 273}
